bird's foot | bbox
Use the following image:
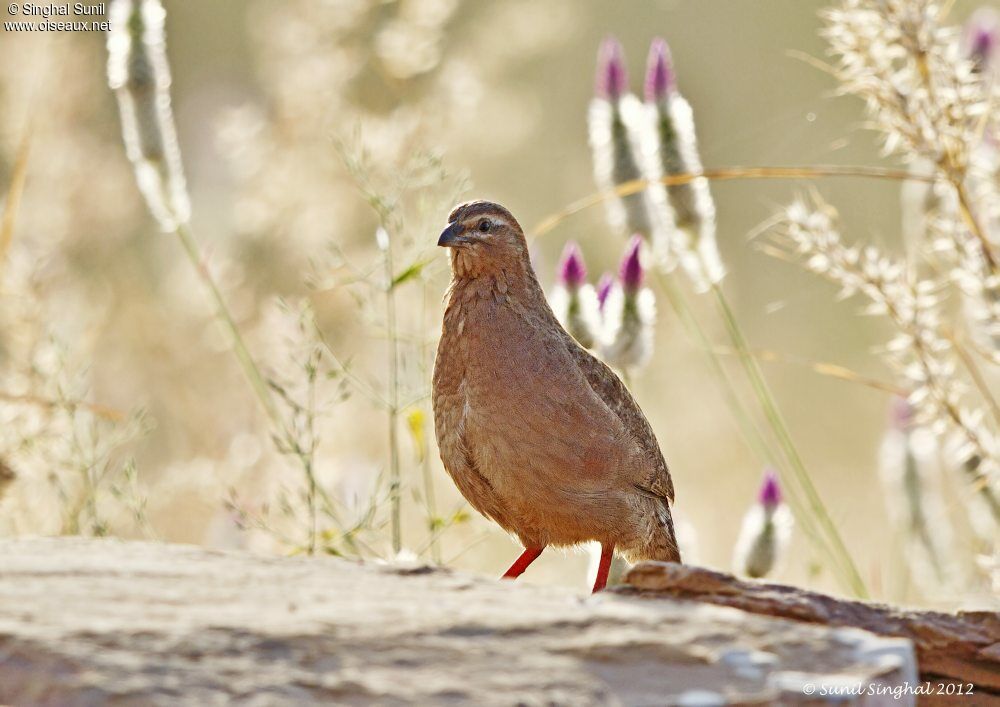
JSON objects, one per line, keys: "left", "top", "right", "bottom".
{"left": 501, "top": 546, "right": 544, "bottom": 580}
{"left": 592, "top": 543, "right": 615, "bottom": 593}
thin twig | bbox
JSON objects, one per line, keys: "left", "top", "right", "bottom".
{"left": 382, "top": 228, "right": 403, "bottom": 554}
{"left": 652, "top": 271, "right": 776, "bottom": 469}
{"left": 173, "top": 223, "right": 282, "bottom": 428}
{"left": 0, "top": 391, "right": 125, "bottom": 422}
{"left": 710, "top": 346, "right": 908, "bottom": 395}
{"left": 944, "top": 328, "right": 1000, "bottom": 429}
{"left": 908, "top": 37, "right": 998, "bottom": 272}
{"left": 415, "top": 502, "right": 469, "bottom": 557}
{"left": 711, "top": 282, "right": 869, "bottom": 598}
{"left": 531, "top": 165, "right": 935, "bottom": 239}
{"left": 0, "top": 121, "right": 33, "bottom": 278}
{"left": 785, "top": 49, "right": 838, "bottom": 76}
{"left": 312, "top": 321, "right": 391, "bottom": 408}
{"left": 445, "top": 532, "right": 493, "bottom": 565}
{"left": 419, "top": 284, "right": 441, "bottom": 563}
{"left": 654, "top": 273, "right": 847, "bottom": 569}
{"left": 174, "top": 224, "right": 355, "bottom": 549}
{"left": 0, "top": 37, "right": 45, "bottom": 279}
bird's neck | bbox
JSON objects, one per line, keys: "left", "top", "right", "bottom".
{"left": 447, "top": 252, "right": 546, "bottom": 307}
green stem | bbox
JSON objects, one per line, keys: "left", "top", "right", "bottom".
{"left": 710, "top": 282, "right": 868, "bottom": 598}
{"left": 304, "top": 457, "right": 317, "bottom": 554}
{"left": 420, "top": 286, "right": 442, "bottom": 563}
{"left": 305, "top": 361, "right": 318, "bottom": 555}
{"left": 173, "top": 223, "right": 281, "bottom": 428}
{"left": 174, "top": 223, "right": 351, "bottom": 552}
{"left": 656, "top": 270, "right": 846, "bottom": 575}
{"left": 382, "top": 231, "right": 403, "bottom": 555}
{"left": 654, "top": 271, "right": 775, "bottom": 469}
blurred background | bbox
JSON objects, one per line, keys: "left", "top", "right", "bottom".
{"left": 0, "top": 0, "right": 995, "bottom": 607}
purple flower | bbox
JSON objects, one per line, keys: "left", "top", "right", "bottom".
{"left": 558, "top": 241, "right": 587, "bottom": 288}
{"left": 644, "top": 38, "right": 675, "bottom": 102}
{"left": 595, "top": 36, "right": 628, "bottom": 101}
{"left": 965, "top": 8, "right": 999, "bottom": 70}
{"left": 890, "top": 396, "right": 915, "bottom": 431}
{"left": 735, "top": 467, "right": 792, "bottom": 577}
{"left": 620, "top": 235, "right": 644, "bottom": 293}
{"left": 758, "top": 468, "right": 782, "bottom": 510}
{"left": 596, "top": 272, "right": 614, "bottom": 311}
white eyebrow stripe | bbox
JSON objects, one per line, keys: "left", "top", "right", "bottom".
{"left": 467, "top": 215, "right": 512, "bottom": 229}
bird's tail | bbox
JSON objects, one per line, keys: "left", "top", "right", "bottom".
{"left": 621, "top": 498, "right": 681, "bottom": 562}
{"left": 637, "top": 536, "right": 681, "bottom": 563}
{"left": 626, "top": 498, "right": 682, "bottom": 564}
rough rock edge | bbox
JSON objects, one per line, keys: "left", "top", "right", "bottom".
{"left": 0, "top": 537, "right": 921, "bottom": 705}
{"left": 622, "top": 561, "right": 1000, "bottom": 693}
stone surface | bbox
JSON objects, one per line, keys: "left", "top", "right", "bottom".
{"left": 0, "top": 538, "right": 916, "bottom": 705}
{"left": 625, "top": 562, "right": 1000, "bottom": 698}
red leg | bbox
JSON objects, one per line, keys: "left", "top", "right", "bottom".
{"left": 502, "top": 546, "right": 544, "bottom": 580}
{"left": 592, "top": 543, "right": 615, "bottom": 593}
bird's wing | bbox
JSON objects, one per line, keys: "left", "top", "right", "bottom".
{"left": 560, "top": 332, "right": 674, "bottom": 503}
{"left": 460, "top": 298, "right": 638, "bottom": 495}
{"left": 432, "top": 333, "right": 517, "bottom": 529}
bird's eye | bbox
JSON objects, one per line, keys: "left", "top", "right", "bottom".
{"left": 478, "top": 220, "right": 492, "bottom": 233}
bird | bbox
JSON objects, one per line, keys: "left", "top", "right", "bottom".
{"left": 432, "top": 200, "right": 680, "bottom": 593}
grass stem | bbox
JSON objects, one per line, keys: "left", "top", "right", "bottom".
{"left": 420, "top": 286, "right": 441, "bottom": 563}
{"left": 531, "top": 165, "right": 936, "bottom": 240}
{"left": 655, "top": 270, "right": 847, "bottom": 580}
{"left": 654, "top": 271, "right": 775, "bottom": 469}
{"left": 710, "top": 282, "right": 868, "bottom": 598}
{"left": 173, "top": 223, "right": 281, "bottom": 428}
{"left": 173, "top": 223, "right": 346, "bottom": 554}
{"left": 382, "top": 229, "right": 403, "bottom": 554}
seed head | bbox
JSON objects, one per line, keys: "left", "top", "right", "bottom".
{"left": 733, "top": 467, "right": 792, "bottom": 579}
{"left": 758, "top": 468, "right": 782, "bottom": 510}
{"left": 558, "top": 241, "right": 587, "bottom": 288}
{"left": 879, "top": 398, "right": 958, "bottom": 593}
{"left": 589, "top": 38, "right": 672, "bottom": 248}
{"left": 600, "top": 242, "right": 655, "bottom": 372}
{"left": 890, "top": 396, "right": 915, "bottom": 431}
{"left": 964, "top": 8, "right": 999, "bottom": 72}
{"left": 633, "top": 41, "right": 722, "bottom": 291}
{"left": 551, "top": 243, "right": 599, "bottom": 349}
{"left": 620, "top": 235, "right": 645, "bottom": 293}
{"left": 596, "top": 272, "right": 614, "bottom": 312}
{"left": 644, "top": 38, "right": 675, "bottom": 102}
{"left": 595, "top": 36, "right": 628, "bottom": 101}
{"left": 107, "top": 0, "right": 190, "bottom": 231}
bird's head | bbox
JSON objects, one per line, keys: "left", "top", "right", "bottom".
{"left": 438, "top": 200, "right": 529, "bottom": 279}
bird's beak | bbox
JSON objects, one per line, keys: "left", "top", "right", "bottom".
{"left": 437, "top": 222, "right": 467, "bottom": 248}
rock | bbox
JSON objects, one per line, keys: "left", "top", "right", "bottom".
{"left": 0, "top": 538, "right": 916, "bottom": 705}
{"left": 624, "top": 562, "right": 1000, "bottom": 699}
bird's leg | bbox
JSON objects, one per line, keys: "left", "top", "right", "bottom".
{"left": 592, "top": 543, "right": 615, "bottom": 593}
{"left": 501, "top": 546, "right": 544, "bottom": 580}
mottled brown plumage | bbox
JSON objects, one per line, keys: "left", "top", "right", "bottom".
{"left": 432, "top": 200, "right": 680, "bottom": 591}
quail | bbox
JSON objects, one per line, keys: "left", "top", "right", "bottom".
{"left": 432, "top": 200, "right": 680, "bottom": 592}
